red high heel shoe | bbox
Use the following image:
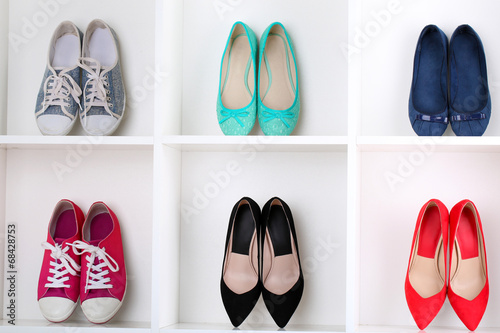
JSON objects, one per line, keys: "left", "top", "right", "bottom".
{"left": 448, "top": 200, "right": 488, "bottom": 331}
{"left": 405, "top": 199, "right": 448, "bottom": 329}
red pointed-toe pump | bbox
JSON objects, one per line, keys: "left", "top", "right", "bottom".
{"left": 448, "top": 200, "right": 488, "bottom": 331}
{"left": 405, "top": 199, "right": 448, "bottom": 330}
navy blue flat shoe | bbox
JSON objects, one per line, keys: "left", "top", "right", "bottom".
{"left": 409, "top": 25, "right": 449, "bottom": 136}
{"left": 449, "top": 25, "right": 491, "bottom": 136}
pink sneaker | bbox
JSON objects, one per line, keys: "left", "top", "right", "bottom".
{"left": 38, "top": 199, "right": 85, "bottom": 322}
{"left": 72, "top": 202, "right": 127, "bottom": 324}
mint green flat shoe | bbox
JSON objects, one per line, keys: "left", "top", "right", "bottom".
{"left": 217, "top": 22, "right": 258, "bottom": 135}
{"left": 258, "top": 22, "right": 299, "bottom": 136}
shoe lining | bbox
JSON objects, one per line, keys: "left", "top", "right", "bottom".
{"left": 223, "top": 201, "right": 259, "bottom": 295}
{"left": 220, "top": 27, "right": 253, "bottom": 109}
{"left": 89, "top": 213, "right": 113, "bottom": 243}
{"left": 88, "top": 28, "right": 117, "bottom": 67}
{"left": 52, "top": 34, "right": 80, "bottom": 69}
{"left": 262, "top": 201, "right": 300, "bottom": 295}
{"left": 408, "top": 204, "right": 445, "bottom": 298}
{"left": 450, "top": 33, "right": 488, "bottom": 113}
{"left": 260, "top": 28, "right": 296, "bottom": 110}
{"left": 53, "top": 210, "right": 77, "bottom": 240}
{"left": 450, "top": 204, "right": 486, "bottom": 300}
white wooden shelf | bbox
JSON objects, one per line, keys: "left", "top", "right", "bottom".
{"left": 162, "top": 323, "right": 345, "bottom": 332}
{"left": 0, "top": 135, "right": 154, "bottom": 149}
{"left": 162, "top": 135, "right": 348, "bottom": 152}
{"left": 358, "top": 136, "right": 500, "bottom": 152}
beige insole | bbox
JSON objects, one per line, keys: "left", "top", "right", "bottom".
{"left": 260, "top": 33, "right": 296, "bottom": 110}
{"left": 408, "top": 237, "right": 445, "bottom": 298}
{"left": 223, "top": 230, "right": 258, "bottom": 294}
{"left": 262, "top": 229, "right": 300, "bottom": 295}
{"left": 220, "top": 34, "right": 253, "bottom": 109}
{"left": 450, "top": 240, "right": 486, "bottom": 300}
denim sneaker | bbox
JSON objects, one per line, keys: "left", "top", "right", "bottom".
{"left": 35, "top": 21, "right": 82, "bottom": 135}
{"left": 79, "top": 19, "right": 125, "bottom": 136}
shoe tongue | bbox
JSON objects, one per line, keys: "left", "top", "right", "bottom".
{"left": 90, "top": 239, "right": 101, "bottom": 247}
{"left": 54, "top": 238, "right": 67, "bottom": 246}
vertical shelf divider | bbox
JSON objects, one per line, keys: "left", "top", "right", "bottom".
{"left": 347, "top": 0, "right": 363, "bottom": 331}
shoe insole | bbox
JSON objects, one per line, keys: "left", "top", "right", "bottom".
{"left": 260, "top": 33, "right": 296, "bottom": 110}
{"left": 220, "top": 34, "right": 253, "bottom": 109}
{"left": 409, "top": 205, "right": 445, "bottom": 298}
{"left": 416, "top": 206, "right": 441, "bottom": 258}
{"left": 52, "top": 34, "right": 80, "bottom": 69}
{"left": 413, "top": 30, "right": 446, "bottom": 114}
{"left": 224, "top": 204, "right": 258, "bottom": 294}
{"left": 53, "top": 210, "right": 77, "bottom": 239}
{"left": 457, "top": 208, "right": 479, "bottom": 259}
{"left": 451, "top": 33, "right": 488, "bottom": 112}
{"left": 268, "top": 205, "right": 292, "bottom": 256}
{"left": 89, "top": 212, "right": 113, "bottom": 242}
{"left": 263, "top": 204, "right": 300, "bottom": 295}
{"left": 450, "top": 207, "right": 485, "bottom": 301}
{"left": 231, "top": 204, "right": 255, "bottom": 255}
{"left": 89, "top": 27, "right": 116, "bottom": 67}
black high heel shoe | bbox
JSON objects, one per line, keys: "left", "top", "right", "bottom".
{"left": 220, "top": 197, "right": 261, "bottom": 327}
{"left": 261, "top": 197, "right": 304, "bottom": 328}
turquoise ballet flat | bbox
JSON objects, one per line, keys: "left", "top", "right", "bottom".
{"left": 217, "top": 22, "right": 258, "bottom": 135}
{"left": 258, "top": 22, "right": 299, "bottom": 136}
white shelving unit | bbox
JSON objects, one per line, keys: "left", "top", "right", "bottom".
{"left": 1, "top": 0, "right": 500, "bottom": 332}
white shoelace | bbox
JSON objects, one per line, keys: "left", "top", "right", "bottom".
{"left": 41, "top": 241, "right": 81, "bottom": 288}
{"left": 71, "top": 241, "right": 119, "bottom": 293}
{"left": 78, "top": 57, "right": 119, "bottom": 122}
{"left": 35, "top": 71, "right": 82, "bottom": 119}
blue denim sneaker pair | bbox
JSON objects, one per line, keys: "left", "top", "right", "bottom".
{"left": 217, "top": 22, "right": 299, "bottom": 136}
{"left": 409, "top": 25, "right": 490, "bottom": 136}
{"left": 35, "top": 20, "right": 125, "bottom": 136}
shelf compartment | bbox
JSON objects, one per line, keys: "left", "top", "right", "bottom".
{"left": 2, "top": 148, "right": 153, "bottom": 327}
{"left": 359, "top": 0, "right": 500, "bottom": 137}
{"left": 359, "top": 150, "right": 500, "bottom": 329}
{"left": 177, "top": 151, "right": 347, "bottom": 328}
{"left": 180, "top": 0, "right": 348, "bottom": 136}
{"left": 7, "top": 0, "right": 156, "bottom": 136}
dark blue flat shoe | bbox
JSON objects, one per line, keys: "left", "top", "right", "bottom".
{"left": 449, "top": 25, "right": 491, "bottom": 136}
{"left": 409, "top": 25, "right": 449, "bottom": 136}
